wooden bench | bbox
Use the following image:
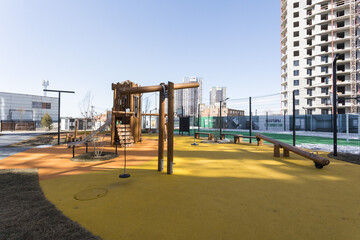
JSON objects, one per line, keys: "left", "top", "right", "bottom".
{"left": 195, "top": 132, "right": 213, "bottom": 140}
{"left": 239, "top": 135, "right": 263, "bottom": 146}
{"left": 255, "top": 133, "right": 330, "bottom": 169}
{"left": 220, "top": 133, "right": 242, "bottom": 143}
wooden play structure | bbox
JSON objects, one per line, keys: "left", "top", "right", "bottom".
{"left": 111, "top": 80, "right": 199, "bottom": 174}
{"left": 255, "top": 133, "right": 330, "bottom": 169}
{"left": 111, "top": 81, "right": 142, "bottom": 147}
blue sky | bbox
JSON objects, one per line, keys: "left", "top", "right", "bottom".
{"left": 0, "top": 0, "right": 280, "bottom": 117}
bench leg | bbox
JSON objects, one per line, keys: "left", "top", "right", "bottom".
{"left": 274, "top": 145, "right": 280, "bottom": 157}
{"left": 283, "top": 149, "right": 290, "bottom": 157}
{"left": 209, "top": 134, "right": 213, "bottom": 140}
{"left": 234, "top": 137, "right": 239, "bottom": 143}
{"left": 239, "top": 137, "right": 243, "bottom": 143}
{"left": 257, "top": 139, "right": 263, "bottom": 146}
{"left": 220, "top": 135, "right": 224, "bottom": 140}
{"left": 195, "top": 134, "right": 199, "bottom": 139}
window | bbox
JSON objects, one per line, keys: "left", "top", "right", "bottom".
{"left": 321, "top": 45, "right": 328, "bottom": 52}
{"left": 307, "top": 59, "right": 312, "bottom": 66}
{"left": 307, "top": 49, "right": 312, "bottom": 56}
{"left": 293, "top": 60, "right": 299, "bottom": 66}
{"left": 337, "top": 32, "right": 345, "bottom": 38}
{"left": 338, "top": 75, "right": 345, "bottom": 81}
{"left": 307, "top": 79, "right": 312, "bottom": 86}
{"left": 321, "top": 55, "right": 328, "bottom": 63}
{"left": 307, "top": 69, "right": 312, "bottom": 76}
{"left": 337, "top": 10, "right": 344, "bottom": 17}
{"left": 321, "top": 77, "right": 329, "bottom": 84}
{"left": 32, "top": 102, "right": 51, "bottom": 109}
{"left": 307, "top": 0, "right": 312, "bottom": 5}
{"left": 295, "top": 110, "right": 299, "bottom": 115}
{"left": 307, "top": 19, "right": 312, "bottom": 26}
{"left": 321, "top": 24, "right": 328, "bottom": 31}
{"left": 307, "top": 99, "right": 312, "bottom": 106}
{"left": 294, "top": 41, "right": 299, "bottom": 47}
{"left": 307, "top": 29, "right": 312, "bottom": 36}
{"left": 337, "top": 21, "right": 345, "bottom": 28}
{"left": 293, "top": 2, "right": 299, "bottom": 8}
{"left": 294, "top": 12, "right": 299, "bottom": 18}
{"left": 321, "top": 35, "right": 328, "bottom": 41}
{"left": 294, "top": 21, "right": 299, "bottom": 27}
{"left": 294, "top": 70, "right": 299, "bottom": 76}
{"left": 307, "top": 39, "right": 312, "bottom": 45}
{"left": 294, "top": 31, "right": 299, "bottom": 37}
{"left": 307, "top": 89, "right": 312, "bottom": 96}
{"left": 321, "top": 109, "right": 329, "bottom": 114}
{"left": 321, "top": 87, "right": 329, "bottom": 94}
{"left": 321, "top": 14, "right": 328, "bottom": 21}
{"left": 294, "top": 90, "right": 299, "bottom": 95}
{"left": 294, "top": 50, "right": 299, "bottom": 56}
{"left": 337, "top": 43, "right": 345, "bottom": 49}
{"left": 295, "top": 100, "right": 300, "bottom": 105}
{"left": 337, "top": 64, "right": 345, "bottom": 71}
{"left": 294, "top": 80, "right": 299, "bottom": 86}
{"left": 321, "top": 66, "right": 328, "bottom": 73}
{"left": 321, "top": 98, "right": 329, "bottom": 104}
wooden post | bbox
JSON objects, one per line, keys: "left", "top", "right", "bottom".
{"left": 283, "top": 149, "right": 290, "bottom": 157}
{"left": 158, "top": 84, "right": 165, "bottom": 172}
{"left": 274, "top": 145, "right": 280, "bottom": 157}
{"left": 167, "top": 81, "right": 174, "bottom": 174}
{"left": 111, "top": 88, "right": 117, "bottom": 146}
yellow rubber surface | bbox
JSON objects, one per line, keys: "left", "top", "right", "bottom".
{"left": 41, "top": 136, "right": 360, "bottom": 240}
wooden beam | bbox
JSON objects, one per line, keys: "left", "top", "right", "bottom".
{"left": 117, "top": 82, "right": 199, "bottom": 95}
{"left": 142, "top": 113, "right": 168, "bottom": 116}
{"left": 255, "top": 133, "right": 330, "bottom": 167}
{"left": 112, "top": 111, "right": 135, "bottom": 115}
{"left": 167, "top": 81, "right": 174, "bottom": 174}
{"left": 158, "top": 84, "right": 165, "bottom": 172}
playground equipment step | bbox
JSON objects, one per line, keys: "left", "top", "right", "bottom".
{"left": 116, "top": 124, "right": 131, "bottom": 128}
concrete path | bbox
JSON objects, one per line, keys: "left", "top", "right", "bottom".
{"left": 0, "top": 132, "right": 43, "bottom": 160}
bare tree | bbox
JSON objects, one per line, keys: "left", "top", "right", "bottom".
{"left": 79, "top": 91, "right": 96, "bottom": 136}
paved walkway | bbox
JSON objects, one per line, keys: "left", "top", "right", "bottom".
{"left": 0, "top": 132, "right": 42, "bottom": 160}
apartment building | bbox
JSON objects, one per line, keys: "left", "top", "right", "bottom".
{"left": 281, "top": 0, "right": 360, "bottom": 115}
{"left": 174, "top": 77, "right": 203, "bottom": 116}
{"left": 209, "top": 87, "right": 227, "bottom": 106}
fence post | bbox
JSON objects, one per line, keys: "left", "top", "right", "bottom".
{"left": 332, "top": 54, "right": 339, "bottom": 156}
{"left": 283, "top": 113, "right": 286, "bottom": 131}
{"left": 249, "top": 97, "right": 252, "bottom": 143}
{"left": 293, "top": 90, "right": 296, "bottom": 146}
{"left": 266, "top": 112, "right": 268, "bottom": 131}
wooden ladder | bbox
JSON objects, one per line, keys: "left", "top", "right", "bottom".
{"left": 116, "top": 124, "right": 135, "bottom": 147}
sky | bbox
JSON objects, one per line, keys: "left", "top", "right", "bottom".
{"left": 0, "top": 0, "right": 280, "bottom": 117}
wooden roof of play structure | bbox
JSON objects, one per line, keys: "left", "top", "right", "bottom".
{"left": 111, "top": 80, "right": 199, "bottom": 174}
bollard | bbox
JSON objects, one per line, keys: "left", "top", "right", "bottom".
{"left": 72, "top": 145, "right": 75, "bottom": 158}
{"left": 86, "top": 142, "right": 88, "bottom": 153}
{"left": 115, "top": 143, "right": 118, "bottom": 155}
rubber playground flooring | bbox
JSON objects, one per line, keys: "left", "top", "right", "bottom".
{"left": 2, "top": 134, "right": 360, "bottom": 239}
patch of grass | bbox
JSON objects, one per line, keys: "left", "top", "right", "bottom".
{"left": 0, "top": 169, "right": 100, "bottom": 240}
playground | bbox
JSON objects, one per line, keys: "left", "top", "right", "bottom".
{"left": 1, "top": 81, "right": 360, "bottom": 239}
{"left": 1, "top": 133, "right": 360, "bottom": 239}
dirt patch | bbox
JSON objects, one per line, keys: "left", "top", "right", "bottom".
{"left": 328, "top": 152, "right": 360, "bottom": 165}
{"left": 72, "top": 152, "right": 118, "bottom": 162}
{"left": 0, "top": 169, "right": 100, "bottom": 240}
{"left": 6, "top": 133, "right": 67, "bottom": 147}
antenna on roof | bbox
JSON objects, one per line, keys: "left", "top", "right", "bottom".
{"left": 42, "top": 80, "right": 49, "bottom": 96}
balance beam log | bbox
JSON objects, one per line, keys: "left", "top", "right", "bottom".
{"left": 117, "top": 82, "right": 199, "bottom": 95}
{"left": 255, "top": 133, "right": 330, "bottom": 169}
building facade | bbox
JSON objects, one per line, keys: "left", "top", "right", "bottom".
{"left": 209, "top": 87, "right": 227, "bottom": 106}
{"left": 174, "top": 77, "right": 203, "bottom": 116}
{"left": 0, "top": 92, "right": 59, "bottom": 126}
{"left": 281, "top": 0, "right": 360, "bottom": 115}
{"left": 200, "top": 104, "right": 244, "bottom": 117}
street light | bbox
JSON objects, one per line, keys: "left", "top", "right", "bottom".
{"left": 220, "top": 97, "right": 229, "bottom": 136}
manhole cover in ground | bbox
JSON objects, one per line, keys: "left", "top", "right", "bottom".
{"left": 74, "top": 188, "right": 108, "bottom": 201}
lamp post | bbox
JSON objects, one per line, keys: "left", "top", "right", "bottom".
{"left": 44, "top": 89, "right": 75, "bottom": 145}
{"left": 220, "top": 97, "right": 229, "bottom": 136}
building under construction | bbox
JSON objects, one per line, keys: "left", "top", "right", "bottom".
{"left": 281, "top": 0, "right": 360, "bottom": 115}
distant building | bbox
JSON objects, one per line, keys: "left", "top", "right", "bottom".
{"left": 0, "top": 91, "right": 58, "bottom": 127}
{"left": 200, "top": 104, "right": 244, "bottom": 117}
{"left": 209, "top": 87, "right": 227, "bottom": 106}
{"left": 174, "top": 77, "right": 203, "bottom": 116}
